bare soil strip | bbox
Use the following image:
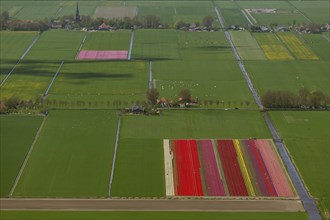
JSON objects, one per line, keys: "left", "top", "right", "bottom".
{"left": 8, "top": 116, "right": 47, "bottom": 197}
{"left": 0, "top": 198, "right": 304, "bottom": 212}
{"left": 0, "top": 33, "right": 41, "bottom": 87}
{"left": 163, "top": 140, "right": 174, "bottom": 196}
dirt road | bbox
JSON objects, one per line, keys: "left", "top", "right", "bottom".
{"left": 0, "top": 199, "right": 304, "bottom": 212}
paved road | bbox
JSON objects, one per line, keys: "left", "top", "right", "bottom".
{"left": 0, "top": 199, "right": 304, "bottom": 212}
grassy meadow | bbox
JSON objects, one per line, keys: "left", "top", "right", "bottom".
{"left": 0, "top": 116, "right": 43, "bottom": 197}
{"left": 13, "top": 110, "right": 118, "bottom": 197}
{"left": 269, "top": 111, "right": 330, "bottom": 214}
{"left": 82, "top": 31, "right": 132, "bottom": 51}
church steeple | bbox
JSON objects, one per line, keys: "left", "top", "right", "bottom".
{"left": 75, "top": 1, "right": 80, "bottom": 22}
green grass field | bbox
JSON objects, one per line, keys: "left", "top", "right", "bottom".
{"left": 289, "top": 1, "right": 330, "bottom": 24}
{"left": 82, "top": 31, "right": 132, "bottom": 51}
{"left": 0, "top": 31, "right": 38, "bottom": 81}
{"left": 177, "top": 31, "right": 234, "bottom": 60}
{"left": 0, "top": 116, "right": 43, "bottom": 197}
{"left": 221, "top": 8, "right": 249, "bottom": 26}
{"left": 132, "top": 29, "right": 179, "bottom": 60}
{"left": 13, "top": 110, "right": 118, "bottom": 197}
{"left": 300, "top": 34, "right": 330, "bottom": 60}
{"left": 269, "top": 111, "right": 330, "bottom": 214}
{"left": 111, "top": 138, "right": 165, "bottom": 197}
{"left": 245, "top": 61, "right": 329, "bottom": 96}
{"left": 0, "top": 62, "right": 59, "bottom": 100}
{"left": 153, "top": 60, "right": 256, "bottom": 107}
{"left": 48, "top": 61, "right": 148, "bottom": 107}
{"left": 229, "top": 30, "right": 266, "bottom": 60}
{"left": 24, "top": 30, "right": 85, "bottom": 61}
{"left": 0, "top": 211, "right": 308, "bottom": 220}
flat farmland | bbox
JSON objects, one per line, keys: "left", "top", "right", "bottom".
{"left": 14, "top": 6, "right": 59, "bottom": 20}
{"left": 269, "top": 111, "right": 330, "bottom": 214}
{"left": 0, "top": 62, "right": 59, "bottom": 100}
{"left": 245, "top": 61, "right": 329, "bottom": 96}
{"left": 111, "top": 138, "right": 165, "bottom": 197}
{"left": 299, "top": 34, "right": 329, "bottom": 60}
{"left": 0, "top": 31, "right": 38, "bottom": 82}
{"left": 153, "top": 60, "right": 256, "bottom": 107}
{"left": 253, "top": 33, "right": 294, "bottom": 61}
{"left": 111, "top": 110, "right": 271, "bottom": 197}
{"left": 0, "top": 211, "right": 309, "bottom": 220}
{"left": 221, "top": 8, "right": 249, "bottom": 26}
{"left": 229, "top": 31, "right": 266, "bottom": 60}
{"left": 48, "top": 61, "right": 148, "bottom": 108}
{"left": 120, "top": 110, "right": 271, "bottom": 140}
{"left": 289, "top": 1, "right": 330, "bottom": 24}
{"left": 0, "top": 116, "right": 43, "bottom": 197}
{"left": 94, "top": 7, "right": 136, "bottom": 19}
{"left": 177, "top": 31, "right": 234, "bottom": 60}
{"left": 24, "top": 30, "right": 85, "bottom": 61}
{"left": 82, "top": 31, "right": 131, "bottom": 51}
{"left": 13, "top": 110, "right": 118, "bottom": 197}
{"left": 132, "top": 29, "right": 179, "bottom": 60}
{"left": 277, "top": 32, "right": 318, "bottom": 60}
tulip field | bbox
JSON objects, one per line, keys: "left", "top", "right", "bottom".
{"left": 164, "top": 139, "right": 296, "bottom": 197}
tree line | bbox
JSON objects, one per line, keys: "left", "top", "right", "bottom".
{"left": 262, "top": 88, "right": 329, "bottom": 109}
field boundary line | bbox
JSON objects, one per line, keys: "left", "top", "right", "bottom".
{"left": 0, "top": 32, "right": 41, "bottom": 87}
{"left": 43, "top": 61, "right": 64, "bottom": 98}
{"left": 241, "top": 9, "right": 254, "bottom": 25}
{"left": 75, "top": 32, "right": 89, "bottom": 59}
{"left": 128, "top": 31, "right": 135, "bottom": 60}
{"left": 9, "top": 116, "right": 48, "bottom": 197}
{"left": 321, "top": 34, "right": 330, "bottom": 42}
{"left": 273, "top": 32, "right": 296, "bottom": 60}
{"left": 286, "top": 1, "right": 312, "bottom": 23}
{"left": 149, "top": 61, "right": 153, "bottom": 89}
{"left": 108, "top": 114, "right": 122, "bottom": 198}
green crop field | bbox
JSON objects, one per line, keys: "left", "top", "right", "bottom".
{"left": 0, "top": 62, "right": 59, "bottom": 100}
{"left": 120, "top": 110, "right": 271, "bottom": 140}
{"left": 0, "top": 31, "right": 38, "bottom": 82}
{"left": 0, "top": 116, "right": 43, "bottom": 197}
{"left": 24, "top": 30, "right": 85, "bottom": 61}
{"left": 111, "top": 138, "right": 165, "bottom": 197}
{"left": 82, "top": 31, "right": 132, "bottom": 51}
{"left": 132, "top": 29, "right": 179, "bottom": 60}
{"left": 48, "top": 61, "right": 148, "bottom": 108}
{"left": 269, "top": 111, "right": 330, "bottom": 214}
{"left": 245, "top": 61, "right": 329, "bottom": 96}
{"left": 153, "top": 60, "right": 256, "bottom": 107}
{"left": 0, "top": 211, "right": 309, "bottom": 220}
{"left": 13, "top": 110, "right": 118, "bottom": 197}
{"left": 300, "top": 34, "right": 330, "bottom": 60}
{"left": 221, "top": 8, "right": 249, "bottom": 26}
{"left": 229, "top": 30, "right": 266, "bottom": 60}
{"left": 289, "top": 1, "right": 330, "bottom": 24}
{"left": 177, "top": 31, "right": 234, "bottom": 60}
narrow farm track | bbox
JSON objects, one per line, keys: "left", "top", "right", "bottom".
{"left": 108, "top": 114, "right": 122, "bottom": 198}
{"left": 0, "top": 32, "right": 41, "bottom": 87}
{"left": 0, "top": 198, "right": 304, "bottom": 212}
{"left": 43, "top": 61, "right": 64, "bottom": 99}
{"left": 149, "top": 61, "right": 153, "bottom": 89}
{"left": 75, "top": 32, "right": 89, "bottom": 59}
{"left": 213, "top": 4, "right": 322, "bottom": 220}
{"left": 128, "top": 31, "right": 134, "bottom": 60}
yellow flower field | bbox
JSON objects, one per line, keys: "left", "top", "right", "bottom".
{"left": 278, "top": 32, "right": 319, "bottom": 60}
{"left": 254, "top": 33, "right": 294, "bottom": 61}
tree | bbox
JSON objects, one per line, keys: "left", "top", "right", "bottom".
{"left": 202, "top": 16, "right": 214, "bottom": 28}
{"left": 1, "top": 11, "right": 9, "bottom": 20}
{"left": 298, "top": 87, "right": 310, "bottom": 106}
{"left": 174, "top": 20, "right": 188, "bottom": 29}
{"left": 310, "top": 91, "right": 326, "bottom": 107}
{"left": 179, "top": 88, "right": 192, "bottom": 103}
{"left": 5, "top": 95, "right": 20, "bottom": 109}
{"left": 147, "top": 88, "right": 159, "bottom": 105}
